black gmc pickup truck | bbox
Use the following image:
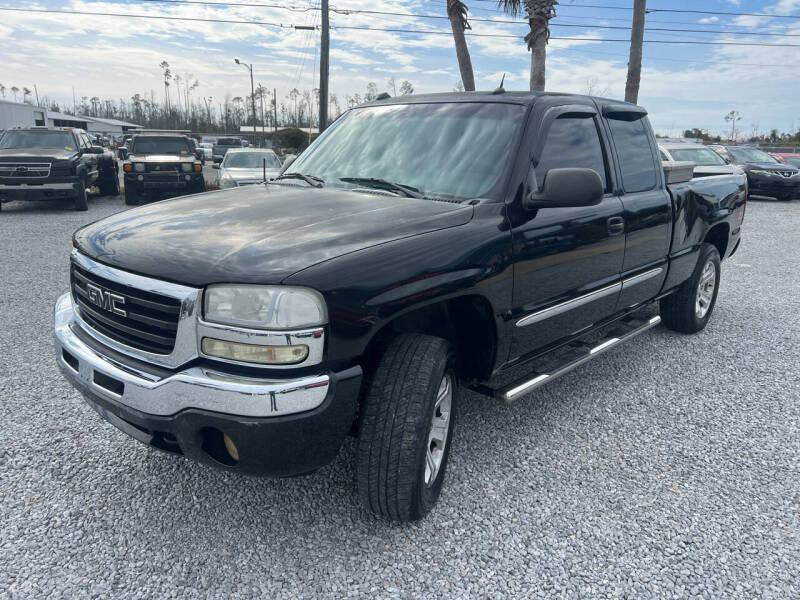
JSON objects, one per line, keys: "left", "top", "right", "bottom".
{"left": 0, "top": 127, "right": 118, "bottom": 211}
{"left": 54, "top": 92, "right": 746, "bottom": 521}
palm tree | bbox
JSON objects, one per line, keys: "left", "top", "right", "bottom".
{"left": 11, "top": 86, "right": 19, "bottom": 102}
{"left": 446, "top": 0, "right": 475, "bottom": 91}
{"left": 624, "top": 0, "right": 646, "bottom": 103}
{"left": 498, "top": 0, "right": 558, "bottom": 92}
{"left": 0, "top": 84, "right": 5, "bottom": 99}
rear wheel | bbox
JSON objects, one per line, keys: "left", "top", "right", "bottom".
{"left": 124, "top": 185, "right": 140, "bottom": 206}
{"left": 660, "top": 243, "right": 721, "bottom": 333}
{"left": 98, "top": 170, "right": 120, "bottom": 196}
{"left": 357, "top": 333, "right": 457, "bottom": 522}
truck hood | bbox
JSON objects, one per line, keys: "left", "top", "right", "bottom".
{"left": 73, "top": 184, "right": 474, "bottom": 286}
{"left": 744, "top": 162, "right": 798, "bottom": 172}
{"left": 0, "top": 148, "right": 76, "bottom": 161}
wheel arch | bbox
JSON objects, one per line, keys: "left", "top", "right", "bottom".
{"left": 359, "top": 293, "right": 498, "bottom": 384}
{"left": 704, "top": 222, "right": 730, "bottom": 259}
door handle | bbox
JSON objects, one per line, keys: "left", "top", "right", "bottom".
{"left": 607, "top": 216, "right": 625, "bottom": 236}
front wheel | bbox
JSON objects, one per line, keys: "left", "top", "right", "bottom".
{"left": 660, "top": 243, "right": 721, "bottom": 333}
{"left": 357, "top": 333, "right": 457, "bottom": 522}
{"left": 74, "top": 179, "right": 88, "bottom": 211}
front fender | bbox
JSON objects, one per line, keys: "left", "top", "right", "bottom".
{"left": 284, "top": 202, "right": 514, "bottom": 366}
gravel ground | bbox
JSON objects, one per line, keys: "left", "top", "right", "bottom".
{"left": 0, "top": 196, "right": 798, "bottom": 599}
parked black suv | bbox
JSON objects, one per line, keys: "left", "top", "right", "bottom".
{"left": 711, "top": 145, "right": 800, "bottom": 201}
{"left": 56, "top": 92, "right": 746, "bottom": 521}
{"left": 122, "top": 134, "right": 205, "bottom": 205}
{"left": 0, "top": 127, "right": 118, "bottom": 211}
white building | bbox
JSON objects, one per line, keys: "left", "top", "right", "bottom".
{"left": 0, "top": 99, "right": 47, "bottom": 130}
{"left": 0, "top": 100, "right": 141, "bottom": 138}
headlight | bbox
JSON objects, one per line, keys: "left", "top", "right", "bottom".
{"left": 219, "top": 175, "right": 236, "bottom": 188}
{"left": 749, "top": 169, "right": 770, "bottom": 175}
{"left": 201, "top": 338, "right": 309, "bottom": 365}
{"left": 204, "top": 285, "right": 327, "bottom": 330}
{"left": 181, "top": 163, "right": 192, "bottom": 172}
{"left": 134, "top": 162, "right": 146, "bottom": 173}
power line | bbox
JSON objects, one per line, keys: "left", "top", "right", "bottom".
{"left": 6, "top": 6, "right": 800, "bottom": 47}
{"left": 121, "top": 0, "right": 800, "bottom": 38}
{"left": 465, "top": 0, "right": 800, "bottom": 20}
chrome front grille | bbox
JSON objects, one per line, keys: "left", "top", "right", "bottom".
{"left": 0, "top": 162, "right": 51, "bottom": 177}
{"left": 71, "top": 263, "right": 182, "bottom": 354}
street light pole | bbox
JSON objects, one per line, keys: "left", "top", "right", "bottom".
{"left": 235, "top": 58, "right": 258, "bottom": 145}
{"left": 319, "top": 0, "right": 329, "bottom": 133}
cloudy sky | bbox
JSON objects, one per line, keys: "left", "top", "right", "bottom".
{"left": 1, "top": 0, "right": 799, "bottom": 136}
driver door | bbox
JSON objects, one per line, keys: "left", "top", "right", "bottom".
{"left": 507, "top": 102, "right": 625, "bottom": 363}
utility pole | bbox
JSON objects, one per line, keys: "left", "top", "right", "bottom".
{"left": 273, "top": 88, "right": 278, "bottom": 132}
{"left": 625, "top": 0, "right": 646, "bottom": 104}
{"left": 235, "top": 59, "right": 257, "bottom": 145}
{"left": 319, "top": 0, "right": 330, "bottom": 133}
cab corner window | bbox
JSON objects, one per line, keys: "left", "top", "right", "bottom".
{"left": 535, "top": 115, "right": 608, "bottom": 192}
{"left": 608, "top": 116, "right": 657, "bottom": 193}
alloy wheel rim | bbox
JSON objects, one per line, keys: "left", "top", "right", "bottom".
{"left": 695, "top": 261, "right": 716, "bottom": 319}
{"left": 424, "top": 373, "right": 453, "bottom": 487}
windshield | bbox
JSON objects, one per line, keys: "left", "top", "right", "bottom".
{"left": 217, "top": 138, "right": 242, "bottom": 146}
{"left": 727, "top": 147, "right": 777, "bottom": 163}
{"left": 285, "top": 102, "right": 525, "bottom": 199}
{"left": 131, "top": 137, "right": 191, "bottom": 155}
{"left": 0, "top": 130, "right": 74, "bottom": 150}
{"left": 669, "top": 147, "right": 727, "bottom": 166}
{"left": 783, "top": 157, "right": 800, "bottom": 168}
{"left": 224, "top": 152, "right": 281, "bottom": 169}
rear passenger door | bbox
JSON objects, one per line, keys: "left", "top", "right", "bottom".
{"left": 602, "top": 106, "right": 671, "bottom": 310}
{"left": 507, "top": 103, "right": 626, "bottom": 362}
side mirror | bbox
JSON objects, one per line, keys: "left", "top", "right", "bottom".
{"left": 88, "top": 146, "right": 104, "bottom": 154}
{"left": 525, "top": 167, "right": 604, "bottom": 210}
{"left": 212, "top": 164, "right": 220, "bottom": 169}
{"left": 280, "top": 155, "right": 297, "bottom": 173}
{"left": 118, "top": 148, "right": 128, "bottom": 160}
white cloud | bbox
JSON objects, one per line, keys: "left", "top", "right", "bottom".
{"left": 698, "top": 16, "right": 720, "bottom": 24}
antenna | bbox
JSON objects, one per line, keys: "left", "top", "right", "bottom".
{"left": 493, "top": 74, "right": 506, "bottom": 95}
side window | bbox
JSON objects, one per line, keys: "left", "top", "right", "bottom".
{"left": 535, "top": 116, "right": 608, "bottom": 191}
{"left": 659, "top": 149, "right": 669, "bottom": 161}
{"left": 607, "top": 116, "right": 658, "bottom": 192}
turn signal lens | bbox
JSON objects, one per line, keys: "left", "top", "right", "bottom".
{"left": 193, "top": 163, "right": 202, "bottom": 172}
{"left": 123, "top": 163, "right": 132, "bottom": 172}
{"left": 201, "top": 338, "right": 309, "bottom": 365}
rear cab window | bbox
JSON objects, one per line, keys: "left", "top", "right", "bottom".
{"left": 606, "top": 115, "right": 659, "bottom": 192}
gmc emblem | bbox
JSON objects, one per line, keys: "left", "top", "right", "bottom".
{"left": 86, "top": 283, "right": 127, "bottom": 317}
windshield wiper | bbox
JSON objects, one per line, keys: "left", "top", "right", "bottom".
{"left": 273, "top": 172, "right": 324, "bottom": 187}
{"left": 339, "top": 177, "right": 425, "bottom": 199}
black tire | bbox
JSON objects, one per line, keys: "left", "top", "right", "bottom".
{"left": 660, "top": 243, "right": 721, "bottom": 333}
{"left": 357, "top": 333, "right": 458, "bottom": 522}
{"left": 74, "top": 179, "right": 88, "bottom": 211}
{"left": 98, "top": 170, "right": 120, "bottom": 196}
{"left": 124, "top": 186, "right": 140, "bottom": 206}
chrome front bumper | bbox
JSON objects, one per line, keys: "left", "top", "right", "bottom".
{"left": 54, "top": 293, "right": 331, "bottom": 418}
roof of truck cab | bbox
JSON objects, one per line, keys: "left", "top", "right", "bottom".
{"left": 362, "top": 90, "right": 639, "bottom": 108}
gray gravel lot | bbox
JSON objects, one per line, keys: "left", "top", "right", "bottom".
{"left": 1, "top": 195, "right": 798, "bottom": 598}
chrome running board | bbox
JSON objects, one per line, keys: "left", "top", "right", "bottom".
{"left": 496, "top": 315, "right": 661, "bottom": 403}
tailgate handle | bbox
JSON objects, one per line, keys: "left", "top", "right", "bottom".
{"left": 607, "top": 216, "right": 625, "bottom": 236}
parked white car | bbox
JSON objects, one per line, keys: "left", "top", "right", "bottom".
{"left": 215, "top": 148, "right": 283, "bottom": 188}
{"left": 659, "top": 143, "right": 744, "bottom": 177}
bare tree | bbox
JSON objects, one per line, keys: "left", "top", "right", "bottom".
{"left": 387, "top": 76, "right": 397, "bottom": 96}
{"left": 11, "top": 86, "right": 19, "bottom": 102}
{"left": 447, "top": 0, "right": 475, "bottom": 91}
{"left": 724, "top": 110, "right": 741, "bottom": 141}
{"left": 625, "top": 0, "right": 646, "bottom": 103}
{"left": 498, "top": 0, "right": 557, "bottom": 91}
{"left": 159, "top": 61, "right": 171, "bottom": 112}
{"left": 0, "top": 83, "right": 5, "bottom": 99}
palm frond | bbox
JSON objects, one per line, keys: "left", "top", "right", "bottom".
{"left": 447, "top": 0, "right": 471, "bottom": 30}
